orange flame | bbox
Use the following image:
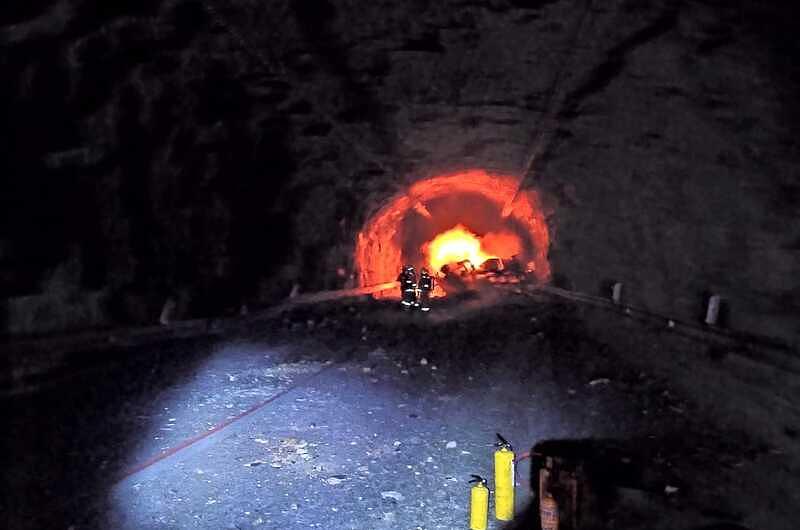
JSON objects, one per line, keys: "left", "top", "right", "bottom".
{"left": 423, "top": 225, "right": 496, "bottom": 273}
{"left": 355, "top": 170, "right": 551, "bottom": 293}
{"left": 481, "top": 231, "right": 523, "bottom": 259}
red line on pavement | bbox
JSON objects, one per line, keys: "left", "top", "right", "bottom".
{"left": 117, "top": 364, "right": 334, "bottom": 483}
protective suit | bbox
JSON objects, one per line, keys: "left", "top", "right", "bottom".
{"left": 418, "top": 268, "right": 434, "bottom": 312}
{"left": 397, "top": 266, "right": 417, "bottom": 309}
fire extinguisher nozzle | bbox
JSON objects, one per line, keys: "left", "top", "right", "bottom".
{"left": 495, "top": 432, "right": 513, "bottom": 450}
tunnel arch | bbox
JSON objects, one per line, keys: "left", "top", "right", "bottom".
{"left": 355, "top": 169, "right": 551, "bottom": 288}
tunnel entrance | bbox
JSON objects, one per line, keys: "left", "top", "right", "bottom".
{"left": 355, "top": 170, "right": 551, "bottom": 293}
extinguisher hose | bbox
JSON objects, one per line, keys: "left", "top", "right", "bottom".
{"left": 512, "top": 451, "right": 541, "bottom": 490}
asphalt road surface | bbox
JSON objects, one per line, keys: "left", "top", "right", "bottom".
{"left": 4, "top": 294, "right": 793, "bottom": 529}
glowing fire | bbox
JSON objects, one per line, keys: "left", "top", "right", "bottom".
{"left": 355, "top": 170, "right": 551, "bottom": 293}
{"left": 423, "top": 225, "right": 495, "bottom": 273}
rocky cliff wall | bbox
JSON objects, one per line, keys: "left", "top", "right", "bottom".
{"left": 1, "top": 0, "right": 797, "bottom": 343}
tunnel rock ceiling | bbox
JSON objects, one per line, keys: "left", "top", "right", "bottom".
{"left": 0, "top": 0, "right": 799, "bottom": 345}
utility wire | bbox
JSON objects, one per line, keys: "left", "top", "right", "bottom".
{"left": 503, "top": 0, "right": 596, "bottom": 216}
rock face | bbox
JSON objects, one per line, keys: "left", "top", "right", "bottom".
{"left": 0, "top": 0, "right": 798, "bottom": 344}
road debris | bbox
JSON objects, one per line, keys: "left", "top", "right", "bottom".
{"left": 664, "top": 485, "right": 679, "bottom": 495}
{"left": 368, "top": 347, "right": 387, "bottom": 360}
{"left": 381, "top": 491, "right": 405, "bottom": 502}
{"left": 327, "top": 475, "right": 347, "bottom": 486}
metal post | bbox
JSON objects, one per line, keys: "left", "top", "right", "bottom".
{"left": 159, "top": 297, "right": 176, "bottom": 326}
{"left": 705, "top": 295, "right": 721, "bottom": 326}
{"left": 611, "top": 282, "right": 623, "bottom": 305}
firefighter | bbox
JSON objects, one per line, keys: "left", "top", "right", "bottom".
{"left": 397, "top": 265, "right": 417, "bottom": 309}
{"left": 418, "top": 268, "right": 434, "bottom": 311}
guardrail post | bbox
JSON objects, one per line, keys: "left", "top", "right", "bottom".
{"left": 611, "top": 282, "right": 623, "bottom": 305}
{"left": 159, "top": 297, "right": 176, "bottom": 326}
{"left": 705, "top": 295, "right": 722, "bottom": 326}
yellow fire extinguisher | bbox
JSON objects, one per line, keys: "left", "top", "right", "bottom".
{"left": 494, "top": 433, "right": 515, "bottom": 521}
{"left": 468, "top": 474, "right": 489, "bottom": 530}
